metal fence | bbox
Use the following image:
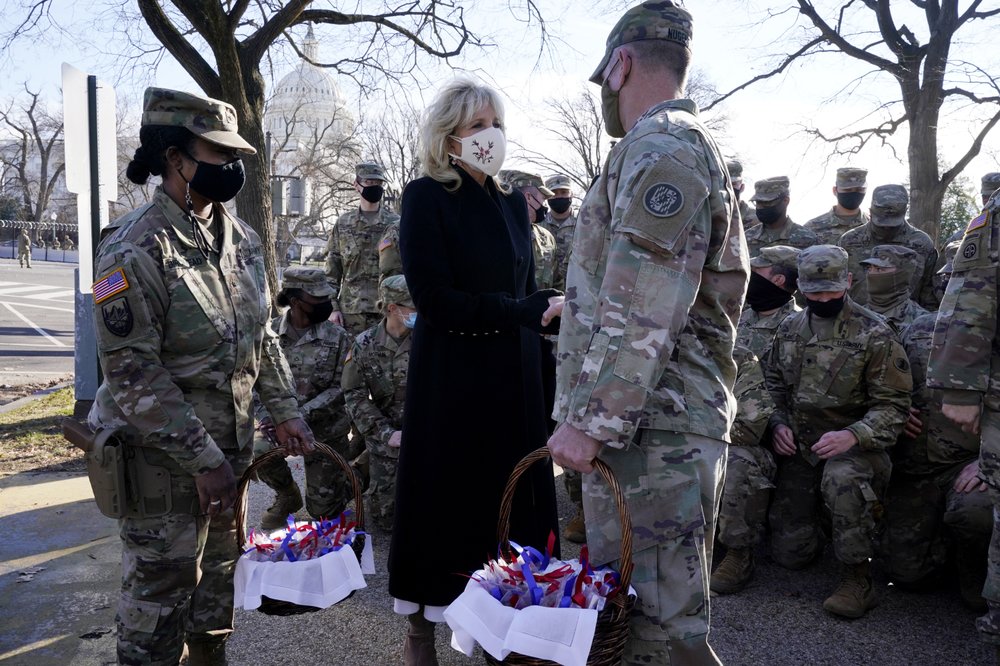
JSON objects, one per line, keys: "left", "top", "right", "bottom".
{"left": 0, "top": 240, "right": 78, "bottom": 263}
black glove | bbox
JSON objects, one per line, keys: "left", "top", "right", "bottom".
{"left": 510, "top": 289, "right": 562, "bottom": 334}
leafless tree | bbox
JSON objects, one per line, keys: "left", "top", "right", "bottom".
{"left": 0, "top": 87, "right": 66, "bottom": 229}
{"left": 359, "top": 97, "right": 423, "bottom": 211}
{"left": 707, "top": 1, "right": 1000, "bottom": 242}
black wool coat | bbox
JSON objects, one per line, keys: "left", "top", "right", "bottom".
{"left": 388, "top": 165, "right": 560, "bottom": 607}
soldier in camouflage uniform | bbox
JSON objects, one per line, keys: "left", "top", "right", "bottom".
{"left": 88, "top": 87, "right": 313, "bottom": 665}
{"left": 931, "top": 240, "right": 961, "bottom": 302}
{"left": 744, "top": 176, "right": 818, "bottom": 257}
{"left": 926, "top": 189, "right": 1000, "bottom": 648}
{"left": 804, "top": 167, "right": 870, "bottom": 246}
{"left": 17, "top": 228, "right": 31, "bottom": 268}
{"left": 859, "top": 245, "right": 928, "bottom": 332}
{"left": 253, "top": 267, "right": 355, "bottom": 529}
{"left": 541, "top": 173, "right": 579, "bottom": 293}
{"left": 503, "top": 170, "right": 558, "bottom": 289}
{"left": 737, "top": 245, "right": 801, "bottom": 358}
{"left": 839, "top": 183, "right": 938, "bottom": 309}
{"left": 342, "top": 275, "right": 414, "bottom": 530}
{"left": 764, "top": 245, "right": 911, "bottom": 618}
{"left": 710, "top": 345, "right": 776, "bottom": 594}
{"left": 547, "top": 4, "right": 748, "bottom": 662}
{"left": 982, "top": 172, "right": 1000, "bottom": 207}
{"left": 727, "top": 159, "right": 757, "bottom": 229}
{"left": 884, "top": 300, "right": 991, "bottom": 609}
{"left": 325, "top": 161, "right": 402, "bottom": 336}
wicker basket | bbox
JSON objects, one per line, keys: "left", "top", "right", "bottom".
{"left": 484, "top": 447, "right": 635, "bottom": 666}
{"left": 235, "top": 441, "right": 365, "bottom": 616}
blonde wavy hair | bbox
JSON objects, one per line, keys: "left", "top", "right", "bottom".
{"left": 419, "top": 77, "right": 507, "bottom": 192}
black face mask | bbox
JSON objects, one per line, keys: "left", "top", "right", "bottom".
{"left": 549, "top": 197, "right": 572, "bottom": 214}
{"left": 756, "top": 202, "right": 787, "bottom": 226}
{"left": 361, "top": 185, "right": 384, "bottom": 203}
{"left": 533, "top": 205, "right": 548, "bottom": 224}
{"left": 184, "top": 155, "right": 246, "bottom": 203}
{"left": 746, "top": 272, "right": 793, "bottom": 312}
{"left": 836, "top": 191, "right": 865, "bottom": 211}
{"left": 805, "top": 294, "right": 845, "bottom": 318}
{"left": 300, "top": 299, "right": 334, "bottom": 325}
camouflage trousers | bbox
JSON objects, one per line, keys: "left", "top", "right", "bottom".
{"left": 341, "top": 312, "right": 382, "bottom": 338}
{"left": 563, "top": 467, "right": 583, "bottom": 508}
{"left": 583, "top": 429, "right": 725, "bottom": 666}
{"left": 769, "top": 446, "right": 890, "bottom": 569}
{"left": 717, "top": 445, "right": 776, "bottom": 549}
{"left": 365, "top": 450, "right": 399, "bottom": 530}
{"left": 975, "top": 410, "right": 1000, "bottom": 643}
{"left": 116, "top": 445, "right": 252, "bottom": 666}
{"left": 882, "top": 461, "right": 992, "bottom": 583}
{"left": 18, "top": 250, "right": 30, "bottom": 268}
{"left": 252, "top": 434, "right": 361, "bottom": 520}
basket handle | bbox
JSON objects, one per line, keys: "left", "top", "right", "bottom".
{"left": 235, "top": 441, "right": 364, "bottom": 548}
{"left": 496, "top": 447, "right": 633, "bottom": 592}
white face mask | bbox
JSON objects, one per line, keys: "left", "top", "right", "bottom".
{"left": 448, "top": 126, "right": 506, "bottom": 177}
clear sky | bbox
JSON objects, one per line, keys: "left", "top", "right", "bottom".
{"left": 1, "top": 0, "right": 998, "bottom": 223}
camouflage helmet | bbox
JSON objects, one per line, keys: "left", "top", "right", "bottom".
{"left": 836, "top": 167, "right": 867, "bottom": 190}
{"left": 749, "top": 245, "right": 800, "bottom": 272}
{"left": 544, "top": 174, "right": 573, "bottom": 192}
{"left": 982, "top": 172, "right": 1000, "bottom": 197}
{"left": 797, "top": 245, "right": 850, "bottom": 293}
{"left": 860, "top": 244, "right": 918, "bottom": 271}
{"left": 142, "top": 87, "right": 256, "bottom": 154}
{"left": 280, "top": 266, "right": 335, "bottom": 299}
{"left": 378, "top": 274, "right": 415, "bottom": 310}
{"left": 870, "top": 184, "right": 908, "bottom": 227}
{"left": 356, "top": 162, "right": 387, "bottom": 181}
{"left": 750, "top": 176, "right": 790, "bottom": 203}
{"left": 502, "top": 170, "right": 554, "bottom": 197}
{"left": 589, "top": 1, "right": 693, "bottom": 84}
{"left": 726, "top": 159, "right": 744, "bottom": 182}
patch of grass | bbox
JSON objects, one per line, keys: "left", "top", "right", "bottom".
{"left": 0, "top": 388, "right": 83, "bottom": 475}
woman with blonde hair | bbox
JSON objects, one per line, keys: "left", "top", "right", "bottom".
{"left": 388, "top": 77, "right": 562, "bottom": 664}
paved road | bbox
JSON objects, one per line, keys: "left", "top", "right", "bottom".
{"left": 0, "top": 259, "right": 77, "bottom": 387}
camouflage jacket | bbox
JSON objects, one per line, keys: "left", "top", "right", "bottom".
{"left": 325, "top": 205, "right": 401, "bottom": 314}
{"left": 838, "top": 222, "right": 938, "bottom": 308}
{"left": 898, "top": 313, "right": 979, "bottom": 474}
{"left": 730, "top": 345, "right": 775, "bottom": 448}
{"left": 803, "top": 207, "right": 869, "bottom": 247}
{"left": 764, "top": 297, "right": 912, "bottom": 461}
{"left": 554, "top": 98, "right": 748, "bottom": 448}
{"left": 540, "top": 212, "right": 577, "bottom": 292}
{"left": 255, "top": 314, "right": 353, "bottom": 443}
{"left": 341, "top": 320, "right": 411, "bottom": 458}
{"left": 927, "top": 197, "right": 1000, "bottom": 413}
{"left": 870, "top": 298, "right": 928, "bottom": 334}
{"left": 17, "top": 233, "right": 30, "bottom": 253}
{"left": 377, "top": 222, "right": 403, "bottom": 283}
{"left": 737, "top": 300, "right": 800, "bottom": 359}
{"left": 531, "top": 222, "right": 558, "bottom": 290}
{"left": 744, "top": 216, "right": 817, "bottom": 257}
{"left": 739, "top": 200, "right": 758, "bottom": 229}
{"left": 88, "top": 188, "right": 299, "bottom": 475}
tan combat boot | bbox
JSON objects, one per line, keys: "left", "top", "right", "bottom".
{"left": 710, "top": 547, "right": 754, "bottom": 595}
{"left": 403, "top": 612, "right": 438, "bottom": 666}
{"left": 563, "top": 508, "right": 586, "bottom": 544}
{"left": 823, "top": 561, "right": 877, "bottom": 618}
{"left": 261, "top": 482, "right": 303, "bottom": 530}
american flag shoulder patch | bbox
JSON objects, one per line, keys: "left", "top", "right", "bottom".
{"left": 966, "top": 210, "right": 988, "bottom": 235}
{"left": 378, "top": 236, "right": 393, "bottom": 253}
{"left": 93, "top": 268, "right": 130, "bottom": 304}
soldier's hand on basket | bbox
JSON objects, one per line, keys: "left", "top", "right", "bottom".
{"left": 196, "top": 460, "right": 238, "bottom": 517}
{"left": 276, "top": 417, "right": 316, "bottom": 456}
{"left": 258, "top": 418, "right": 278, "bottom": 443}
{"left": 547, "top": 422, "right": 601, "bottom": 473}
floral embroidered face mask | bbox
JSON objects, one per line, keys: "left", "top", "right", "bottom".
{"left": 448, "top": 126, "right": 506, "bottom": 177}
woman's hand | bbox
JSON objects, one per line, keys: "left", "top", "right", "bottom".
{"left": 542, "top": 296, "right": 565, "bottom": 327}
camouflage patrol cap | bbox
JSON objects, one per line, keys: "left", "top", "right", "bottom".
{"left": 545, "top": 174, "right": 573, "bottom": 192}
{"left": 378, "top": 274, "right": 414, "bottom": 309}
{"left": 939, "top": 239, "right": 962, "bottom": 274}
{"left": 797, "top": 245, "right": 849, "bottom": 293}
{"left": 356, "top": 162, "right": 386, "bottom": 181}
{"left": 860, "top": 244, "right": 917, "bottom": 271}
{"left": 749, "top": 245, "right": 800, "bottom": 272}
{"left": 750, "top": 176, "right": 790, "bottom": 203}
{"left": 726, "top": 160, "right": 744, "bottom": 182}
{"left": 142, "top": 87, "right": 256, "bottom": 154}
{"left": 589, "top": 1, "right": 694, "bottom": 84}
{"left": 503, "top": 170, "right": 554, "bottom": 197}
{"left": 836, "top": 167, "right": 867, "bottom": 190}
{"left": 870, "top": 184, "right": 908, "bottom": 227}
{"left": 982, "top": 172, "right": 1000, "bottom": 196}
{"left": 281, "top": 266, "right": 335, "bottom": 298}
